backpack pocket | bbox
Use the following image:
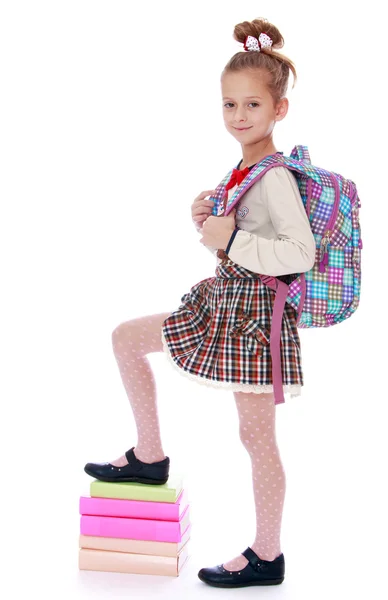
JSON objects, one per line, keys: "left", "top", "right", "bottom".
{"left": 229, "top": 312, "right": 271, "bottom": 355}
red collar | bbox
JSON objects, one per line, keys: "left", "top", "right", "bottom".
{"left": 225, "top": 166, "right": 250, "bottom": 191}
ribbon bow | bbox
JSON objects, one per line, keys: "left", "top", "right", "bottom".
{"left": 225, "top": 166, "right": 250, "bottom": 191}
{"left": 244, "top": 33, "right": 273, "bottom": 52}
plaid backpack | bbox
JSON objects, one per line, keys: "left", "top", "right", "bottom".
{"left": 210, "top": 145, "right": 362, "bottom": 404}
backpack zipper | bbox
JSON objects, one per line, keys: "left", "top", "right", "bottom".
{"left": 318, "top": 174, "right": 341, "bottom": 272}
{"left": 319, "top": 179, "right": 362, "bottom": 273}
{"left": 350, "top": 182, "right": 363, "bottom": 249}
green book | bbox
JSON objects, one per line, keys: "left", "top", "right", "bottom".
{"left": 90, "top": 475, "right": 183, "bottom": 503}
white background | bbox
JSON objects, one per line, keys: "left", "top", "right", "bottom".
{"left": 1, "top": 1, "right": 387, "bottom": 598}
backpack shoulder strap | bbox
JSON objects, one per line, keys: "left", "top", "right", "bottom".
{"left": 223, "top": 153, "right": 311, "bottom": 216}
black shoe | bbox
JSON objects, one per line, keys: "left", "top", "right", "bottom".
{"left": 197, "top": 547, "right": 285, "bottom": 588}
{"left": 84, "top": 447, "right": 170, "bottom": 484}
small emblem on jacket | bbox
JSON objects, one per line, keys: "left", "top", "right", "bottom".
{"left": 237, "top": 206, "right": 249, "bottom": 219}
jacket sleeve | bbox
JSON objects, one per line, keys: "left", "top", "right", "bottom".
{"left": 226, "top": 167, "right": 317, "bottom": 276}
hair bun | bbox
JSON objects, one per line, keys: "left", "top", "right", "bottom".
{"left": 233, "top": 18, "right": 284, "bottom": 50}
{"left": 223, "top": 17, "right": 297, "bottom": 102}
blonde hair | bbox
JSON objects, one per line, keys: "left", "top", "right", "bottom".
{"left": 222, "top": 18, "right": 297, "bottom": 104}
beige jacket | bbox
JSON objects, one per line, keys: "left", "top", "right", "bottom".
{"left": 198, "top": 166, "right": 316, "bottom": 276}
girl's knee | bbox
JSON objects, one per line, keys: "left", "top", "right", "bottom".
{"left": 112, "top": 321, "right": 130, "bottom": 345}
{"left": 111, "top": 320, "right": 142, "bottom": 354}
{"left": 238, "top": 421, "right": 276, "bottom": 452}
{"left": 111, "top": 313, "right": 172, "bottom": 354}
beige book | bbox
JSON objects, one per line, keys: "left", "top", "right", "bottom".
{"left": 79, "top": 523, "right": 191, "bottom": 557}
{"left": 79, "top": 540, "right": 190, "bottom": 577}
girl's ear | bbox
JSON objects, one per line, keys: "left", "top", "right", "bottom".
{"left": 275, "top": 97, "right": 289, "bottom": 122}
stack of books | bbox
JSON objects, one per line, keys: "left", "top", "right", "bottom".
{"left": 78, "top": 475, "right": 190, "bottom": 577}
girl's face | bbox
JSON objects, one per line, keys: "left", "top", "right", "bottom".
{"left": 221, "top": 70, "right": 288, "bottom": 143}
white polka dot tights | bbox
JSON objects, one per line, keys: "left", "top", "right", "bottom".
{"left": 222, "top": 391, "right": 285, "bottom": 571}
{"left": 109, "top": 313, "right": 285, "bottom": 570}
{"left": 110, "top": 312, "right": 171, "bottom": 465}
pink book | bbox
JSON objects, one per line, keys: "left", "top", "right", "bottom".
{"left": 79, "top": 541, "right": 190, "bottom": 577}
{"left": 80, "top": 504, "right": 190, "bottom": 543}
{"left": 79, "top": 524, "right": 191, "bottom": 557}
{"left": 79, "top": 488, "right": 188, "bottom": 522}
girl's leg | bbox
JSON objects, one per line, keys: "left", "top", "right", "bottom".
{"left": 222, "top": 391, "right": 286, "bottom": 571}
{"left": 109, "top": 312, "right": 172, "bottom": 466}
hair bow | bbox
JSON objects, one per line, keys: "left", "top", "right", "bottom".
{"left": 244, "top": 33, "right": 273, "bottom": 52}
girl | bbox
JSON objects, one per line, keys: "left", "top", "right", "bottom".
{"left": 84, "top": 18, "right": 316, "bottom": 588}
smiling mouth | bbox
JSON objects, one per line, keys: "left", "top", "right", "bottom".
{"left": 234, "top": 126, "right": 252, "bottom": 131}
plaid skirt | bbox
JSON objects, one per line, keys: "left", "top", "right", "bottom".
{"left": 161, "top": 258, "right": 303, "bottom": 401}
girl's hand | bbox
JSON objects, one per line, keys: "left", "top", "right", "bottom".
{"left": 199, "top": 209, "right": 237, "bottom": 250}
{"left": 191, "top": 189, "right": 217, "bottom": 232}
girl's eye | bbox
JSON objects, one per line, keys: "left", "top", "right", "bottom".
{"left": 224, "top": 102, "right": 260, "bottom": 108}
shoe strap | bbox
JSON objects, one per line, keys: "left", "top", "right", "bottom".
{"left": 125, "top": 447, "right": 169, "bottom": 467}
{"left": 242, "top": 547, "right": 261, "bottom": 568}
{"left": 125, "top": 447, "right": 142, "bottom": 469}
{"left": 242, "top": 547, "right": 282, "bottom": 568}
